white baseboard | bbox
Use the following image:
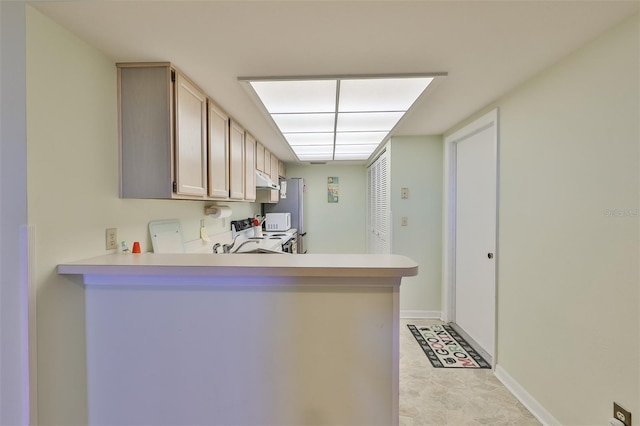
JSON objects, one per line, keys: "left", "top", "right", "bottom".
{"left": 494, "top": 365, "right": 560, "bottom": 426}
{"left": 400, "top": 310, "right": 441, "bottom": 319}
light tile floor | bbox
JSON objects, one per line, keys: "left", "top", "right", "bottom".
{"left": 400, "top": 319, "right": 541, "bottom": 426}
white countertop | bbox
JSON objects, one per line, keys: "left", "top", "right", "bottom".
{"left": 57, "top": 253, "right": 418, "bottom": 278}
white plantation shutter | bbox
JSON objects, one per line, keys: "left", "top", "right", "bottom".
{"left": 367, "top": 164, "right": 376, "bottom": 252}
{"left": 367, "top": 149, "right": 390, "bottom": 254}
{"left": 367, "top": 166, "right": 375, "bottom": 252}
{"left": 378, "top": 152, "right": 390, "bottom": 253}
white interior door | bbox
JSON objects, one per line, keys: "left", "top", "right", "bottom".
{"left": 453, "top": 114, "right": 497, "bottom": 358}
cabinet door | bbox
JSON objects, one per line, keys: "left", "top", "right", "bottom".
{"left": 269, "top": 152, "right": 280, "bottom": 202}
{"left": 229, "top": 120, "right": 245, "bottom": 200}
{"left": 119, "top": 65, "right": 173, "bottom": 199}
{"left": 256, "top": 142, "right": 265, "bottom": 172}
{"left": 175, "top": 72, "right": 207, "bottom": 197}
{"left": 264, "top": 149, "right": 271, "bottom": 176}
{"left": 278, "top": 160, "right": 286, "bottom": 179}
{"left": 207, "top": 100, "right": 230, "bottom": 199}
{"left": 244, "top": 133, "right": 257, "bottom": 201}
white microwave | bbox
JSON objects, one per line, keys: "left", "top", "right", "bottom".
{"left": 265, "top": 212, "right": 291, "bottom": 231}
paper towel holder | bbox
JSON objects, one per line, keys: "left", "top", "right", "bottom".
{"left": 205, "top": 205, "right": 232, "bottom": 219}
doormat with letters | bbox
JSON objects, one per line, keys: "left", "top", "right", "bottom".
{"left": 407, "top": 324, "right": 491, "bottom": 369}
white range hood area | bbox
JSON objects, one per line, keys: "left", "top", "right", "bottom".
{"left": 256, "top": 169, "right": 279, "bottom": 190}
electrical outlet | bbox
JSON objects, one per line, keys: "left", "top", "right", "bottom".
{"left": 614, "top": 402, "right": 631, "bottom": 426}
{"left": 105, "top": 228, "right": 118, "bottom": 250}
{"left": 401, "top": 187, "right": 409, "bottom": 199}
{"left": 401, "top": 216, "right": 408, "bottom": 226}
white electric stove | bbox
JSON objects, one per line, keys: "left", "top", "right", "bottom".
{"left": 227, "top": 219, "right": 295, "bottom": 254}
{"left": 262, "top": 230, "right": 297, "bottom": 253}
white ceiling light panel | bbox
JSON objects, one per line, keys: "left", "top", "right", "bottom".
{"left": 333, "top": 152, "right": 373, "bottom": 160}
{"left": 250, "top": 80, "right": 337, "bottom": 113}
{"left": 283, "top": 132, "right": 334, "bottom": 146}
{"left": 291, "top": 145, "right": 334, "bottom": 155}
{"left": 338, "top": 78, "right": 433, "bottom": 112}
{"left": 336, "top": 112, "right": 405, "bottom": 132}
{"left": 334, "top": 144, "right": 379, "bottom": 154}
{"left": 334, "top": 132, "right": 388, "bottom": 145}
{"left": 296, "top": 154, "right": 334, "bottom": 161}
{"left": 271, "top": 113, "right": 335, "bottom": 133}
{"left": 290, "top": 145, "right": 334, "bottom": 161}
{"left": 244, "top": 75, "right": 436, "bottom": 161}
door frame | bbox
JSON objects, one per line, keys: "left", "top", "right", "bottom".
{"left": 442, "top": 108, "right": 499, "bottom": 364}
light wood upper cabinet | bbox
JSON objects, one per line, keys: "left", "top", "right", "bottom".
{"left": 270, "top": 153, "right": 279, "bottom": 182}
{"left": 244, "top": 133, "right": 257, "bottom": 201}
{"left": 264, "top": 148, "right": 271, "bottom": 176}
{"left": 278, "top": 160, "right": 286, "bottom": 179}
{"left": 269, "top": 151, "right": 280, "bottom": 203}
{"left": 256, "top": 142, "right": 265, "bottom": 172}
{"left": 175, "top": 72, "right": 208, "bottom": 197}
{"left": 207, "top": 99, "right": 230, "bottom": 199}
{"left": 118, "top": 62, "right": 263, "bottom": 203}
{"left": 229, "top": 119, "right": 245, "bottom": 200}
{"left": 118, "top": 63, "right": 207, "bottom": 199}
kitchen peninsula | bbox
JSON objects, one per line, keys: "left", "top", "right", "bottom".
{"left": 58, "top": 253, "right": 417, "bottom": 426}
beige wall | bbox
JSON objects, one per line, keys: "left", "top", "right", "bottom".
{"left": 285, "top": 163, "right": 367, "bottom": 254}
{"left": 287, "top": 148, "right": 441, "bottom": 316}
{"left": 390, "top": 136, "right": 443, "bottom": 315}
{"left": 26, "top": 7, "right": 259, "bottom": 424}
{"left": 25, "top": 3, "right": 639, "bottom": 424}
{"left": 0, "top": 3, "right": 30, "bottom": 424}
{"left": 460, "top": 13, "right": 639, "bottom": 424}
{"left": 288, "top": 138, "right": 443, "bottom": 316}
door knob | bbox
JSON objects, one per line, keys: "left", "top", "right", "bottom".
{"left": 487, "top": 253, "right": 494, "bottom": 259}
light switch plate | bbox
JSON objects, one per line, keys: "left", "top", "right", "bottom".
{"left": 105, "top": 228, "right": 117, "bottom": 250}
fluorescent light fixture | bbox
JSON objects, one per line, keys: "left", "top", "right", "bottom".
{"left": 244, "top": 74, "right": 439, "bottom": 161}
{"left": 297, "top": 154, "right": 335, "bottom": 161}
{"left": 251, "top": 80, "right": 337, "bottom": 113}
{"left": 292, "top": 149, "right": 336, "bottom": 162}
{"left": 338, "top": 78, "right": 433, "bottom": 112}
{"left": 336, "top": 112, "right": 405, "bottom": 132}
{"left": 335, "top": 132, "right": 388, "bottom": 145}
{"left": 290, "top": 145, "right": 334, "bottom": 156}
{"left": 271, "top": 113, "right": 335, "bottom": 133}
{"left": 334, "top": 144, "right": 380, "bottom": 155}
{"left": 284, "top": 132, "right": 334, "bottom": 146}
{"left": 334, "top": 152, "right": 372, "bottom": 161}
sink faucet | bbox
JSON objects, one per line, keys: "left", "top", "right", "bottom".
{"left": 212, "top": 243, "right": 221, "bottom": 254}
{"left": 222, "top": 236, "right": 239, "bottom": 254}
{"left": 232, "top": 240, "right": 259, "bottom": 253}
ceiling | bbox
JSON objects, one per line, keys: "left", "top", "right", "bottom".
{"left": 31, "top": 0, "right": 639, "bottom": 163}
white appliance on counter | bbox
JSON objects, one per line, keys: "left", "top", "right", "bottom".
{"left": 264, "top": 212, "right": 291, "bottom": 231}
